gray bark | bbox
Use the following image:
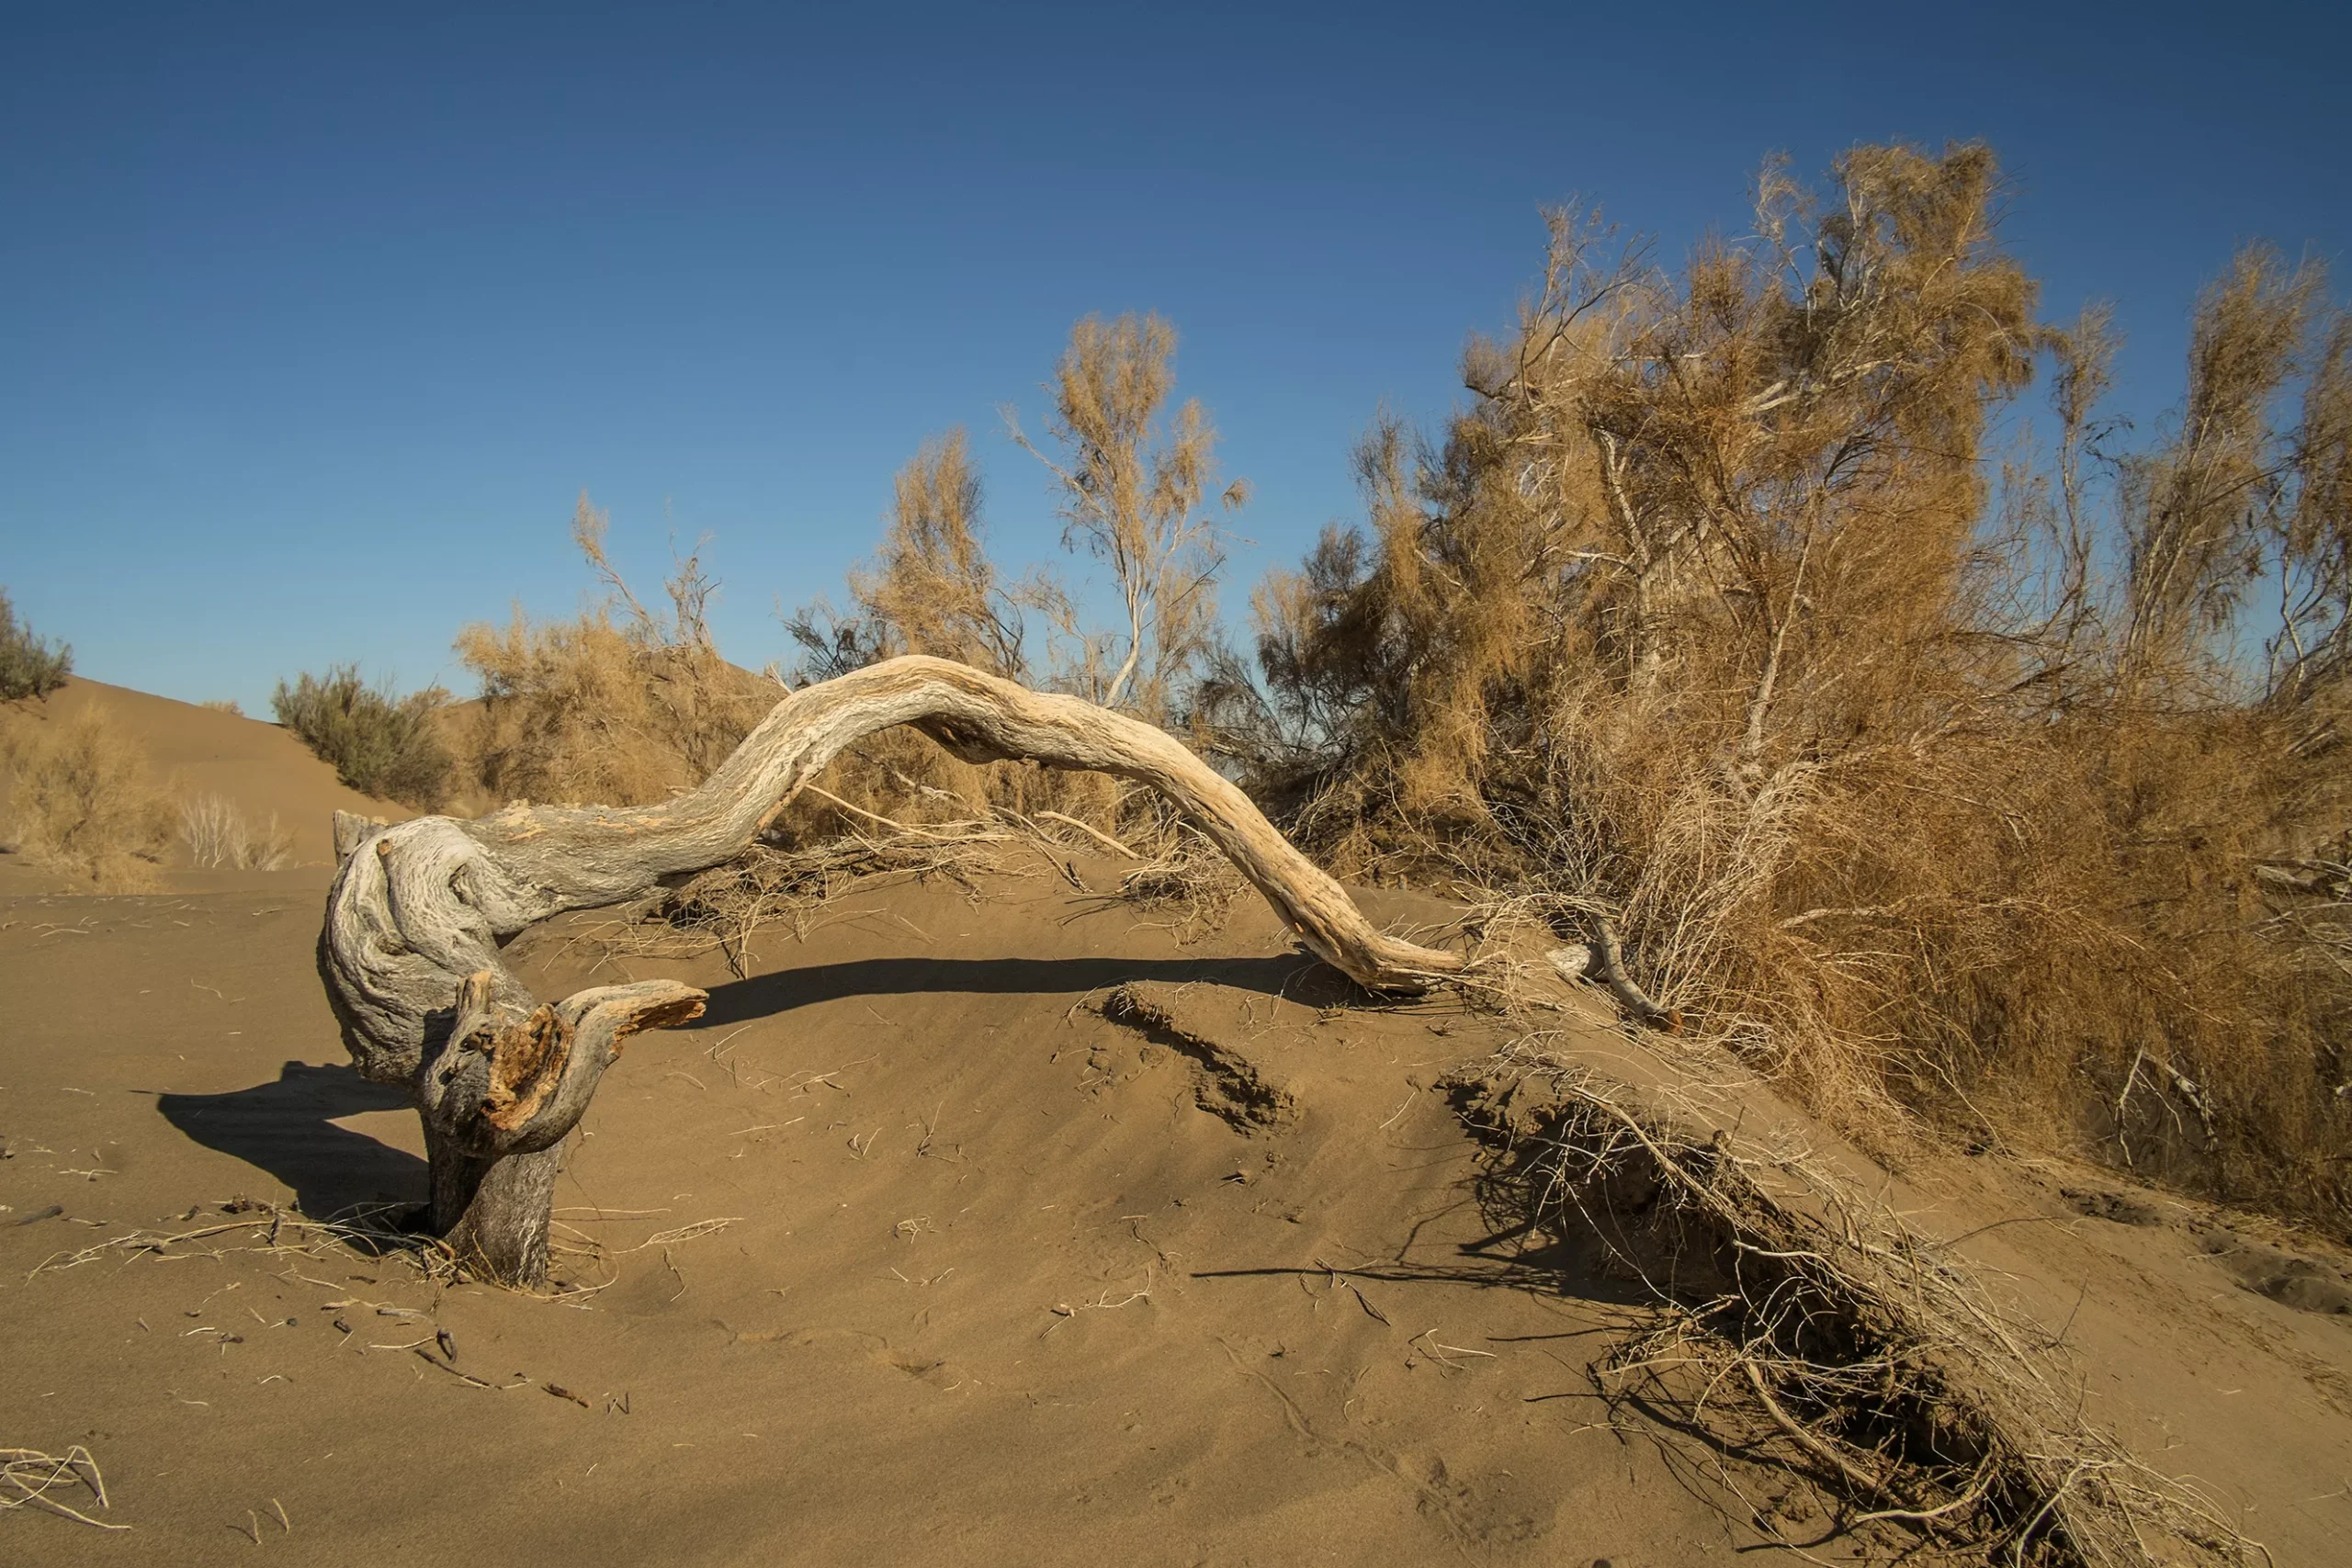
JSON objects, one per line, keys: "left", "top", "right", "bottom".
{"left": 320, "top": 656, "right": 1465, "bottom": 1285}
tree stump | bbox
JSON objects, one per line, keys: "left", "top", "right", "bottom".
{"left": 318, "top": 656, "right": 1464, "bottom": 1285}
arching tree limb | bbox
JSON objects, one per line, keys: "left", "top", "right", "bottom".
{"left": 320, "top": 656, "right": 1466, "bottom": 1284}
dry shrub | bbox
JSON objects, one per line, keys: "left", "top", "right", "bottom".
{"left": 457, "top": 609, "right": 761, "bottom": 807}
{"left": 272, "top": 665, "right": 454, "bottom": 809}
{"left": 1219, "top": 144, "right": 2350, "bottom": 1224}
{"left": 447, "top": 486, "right": 1151, "bottom": 878}
{"left": 0, "top": 588, "right": 72, "bottom": 702}
{"left": 0, "top": 705, "right": 172, "bottom": 889}
{"left": 831, "top": 428, "right": 1033, "bottom": 679}
{"left": 1005, "top": 312, "right": 1248, "bottom": 718}
{"left": 781, "top": 432, "right": 1089, "bottom": 832}
{"left": 177, "top": 793, "right": 294, "bottom": 870}
{"left": 786, "top": 401, "right": 1222, "bottom": 858}
{"left": 610, "top": 511, "right": 1233, "bottom": 963}
{"left": 198, "top": 698, "right": 243, "bottom": 717}
{"left": 456, "top": 495, "right": 775, "bottom": 807}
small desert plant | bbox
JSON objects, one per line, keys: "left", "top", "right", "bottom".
{"left": 0, "top": 705, "right": 172, "bottom": 889}
{"left": 271, "top": 666, "right": 454, "bottom": 809}
{"left": 1005, "top": 312, "right": 1249, "bottom": 718}
{"left": 787, "top": 319, "right": 1252, "bottom": 850}
{"left": 456, "top": 495, "right": 775, "bottom": 807}
{"left": 177, "top": 793, "right": 294, "bottom": 870}
{"left": 786, "top": 428, "right": 1076, "bottom": 682}
{"left": 0, "top": 589, "right": 73, "bottom": 701}
{"left": 198, "top": 698, "right": 244, "bottom": 717}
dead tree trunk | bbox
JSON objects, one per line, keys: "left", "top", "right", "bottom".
{"left": 319, "top": 655, "right": 1464, "bottom": 1285}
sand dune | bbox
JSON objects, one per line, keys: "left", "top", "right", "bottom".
{"left": 4, "top": 685, "right": 2352, "bottom": 1564}
{"left": 0, "top": 678, "right": 412, "bottom": 890}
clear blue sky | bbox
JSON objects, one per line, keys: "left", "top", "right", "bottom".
{"left": 4, "top": 2, "right": 2346, "bottom": 713}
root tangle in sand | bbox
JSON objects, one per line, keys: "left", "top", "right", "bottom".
{"left": 1447, "top": 1044, "right": 2267, "bottom": 1567}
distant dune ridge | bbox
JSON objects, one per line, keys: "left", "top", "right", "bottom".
{"left": 0, "top": 676, "right": 410, "bottom": 891}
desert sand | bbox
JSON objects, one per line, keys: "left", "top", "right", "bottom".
{"left": 5, "top": 692, "right": 2352, "bottom": 1566}
{"left": 0, "top": 678, "right": 413, "bottom": 895}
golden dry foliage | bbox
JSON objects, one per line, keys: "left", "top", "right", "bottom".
{"left": 0, "top": 705, "right": 172, "bottom": 890}
{"left": 785, "top": 314, "right": 1258, "bottom": 854}
{"left": 792, "top": 315, "right": 1254, "bottom": 850}
{"left": 788, "top": 429, "right": 1049, "bottom": 683}
{"left": 1229, "top": 144, "right": 2350, "bottom": 1222}
{"left": 454, "top": 493, "right": 1137, "bottom": 862}
{"left": 786, "top": 412, "right": 1201, "bottom": 852}
{"left": 455, "top": 495, "right": 775, "bottom": 807}
{"left": 1009, "top": 311, "right": 1248, "bottom": 719}
{"left": 176, "top": 793, "right": 293, "bottom": 872}
{"left": 853, "top": 430, "right": 1031, "bottom": 677}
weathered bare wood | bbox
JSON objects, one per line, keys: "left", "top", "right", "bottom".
{"left": 1587, "top": 917, "right": 1681, "bottom": 1032}
{"left": 331, "top": 810, "right": 390, "bottom": 862}
{"left": 318, "top": 656, "right": 1467, "bottom": 1284}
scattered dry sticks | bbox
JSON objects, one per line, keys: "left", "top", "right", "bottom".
{"left": 3, "top": 1446, "right": 125, "bottom": 1530}
{"left": 1031, "top": 808, "right": 1139, "bottom": 859}
{"left": 600, "top": 827, "right": 1021, "bottom": 976}
{"left": 617, "top": 1217, "right": 740, "bottom": 1253}
{"left": 608, "top": 803, "right": 1263, "bottom": 976}
{"left": 25, "top": 1201, "right": 449, "bottom": 1285}
{"left": 18, "top": 1199, "right": 653, "bottom": 1439}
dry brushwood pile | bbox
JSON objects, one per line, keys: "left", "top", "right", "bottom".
{"left": 1446, "top": 1043, "right": 2264, "bottom": 1566}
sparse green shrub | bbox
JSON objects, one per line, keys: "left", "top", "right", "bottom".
{"left": 0, "top": 705, "right": 171, "bottom": 889}
{"left": 272, "top": 665, "right": 453, "bottom": 809}
{"left": 0, "top": 589, "right": 73, "bottom": 701}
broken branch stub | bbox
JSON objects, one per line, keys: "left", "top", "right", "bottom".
{"left": 319, "top": 656, "right": 1466, "bottom": 1284}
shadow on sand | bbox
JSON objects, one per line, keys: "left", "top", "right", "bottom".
{"left": 694, "top": 950, "right": 1358, "bottom": 1025}
{"left": 157, "top": 1062, "right": 426, "bottom": 1219}
{"left": 153, "top": 953, "right": 1357, "bottom": 1215}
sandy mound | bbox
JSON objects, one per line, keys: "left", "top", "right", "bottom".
{"left": 0, "top": 678, "right": 412, "bottom": 892}
{"left": 4, "top": 859, "right": 2351, "bottom": 1564}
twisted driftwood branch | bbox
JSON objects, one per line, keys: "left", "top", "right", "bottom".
{"left": 320, "top": 656, "right": 1465, "bottom": 1283}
